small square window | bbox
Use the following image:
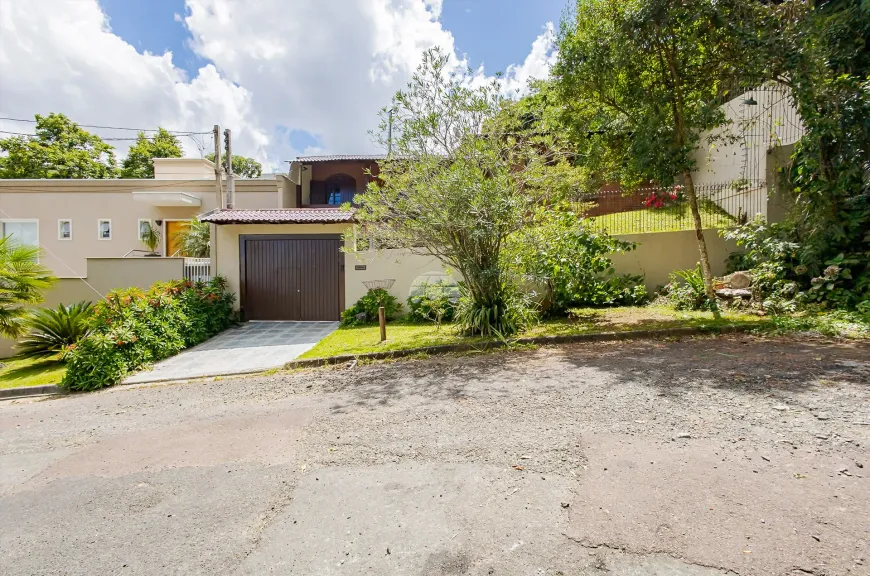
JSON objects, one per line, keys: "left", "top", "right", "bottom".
{"left": 58, "top": 219, "right": 72, "bottom": 240}
{"left": 98, "top": 219, "right": 112, "bottom": 240}
{"left": 138, "top": 219, "right": 152, "bottom": 241}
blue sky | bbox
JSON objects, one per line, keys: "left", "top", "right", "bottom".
{"left": 99, "top": 0, "right": 566, "bottom": 78}
{"left": 4, "top": 1, "right": 563, "bottom": 167}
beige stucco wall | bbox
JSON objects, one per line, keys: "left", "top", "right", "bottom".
{"left": 0, "top": 257, "right": 184, "bottom": 359}
{"left": 690, "top": 83, "right": 802, "bottom": 221}
{"left": 610, "top": 229, "right": 737, "bottom": 290}
{"left": 153, "top": 158, "right": 215, "bottom": 180}
{"left": 0, "top": 179, "right": 279, "bottom": 277}
{"left": 345, "top": 249, "right": 454, "bottom": 309}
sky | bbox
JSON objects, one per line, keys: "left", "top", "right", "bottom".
{"left": 0, "top": 0, "right": 565, "bottom": 172}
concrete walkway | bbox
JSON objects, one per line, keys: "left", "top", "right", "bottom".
{"left": 123, "top": 321, "right": 337, "bottom": 384}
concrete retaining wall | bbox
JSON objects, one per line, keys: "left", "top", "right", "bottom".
{"left": 0, "top": 257, "right": 183, "bottom": 359}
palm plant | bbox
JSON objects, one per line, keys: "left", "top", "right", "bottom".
{"left": 0, "top": 236, "right": 57, "bottom": 339}
{"left": 17, "top": 301, "right": 94, "bottom": 359}
{"left": 140, "top": 222, "right": 162, "bottom": 255}
{"left": 172, "top": 218, "right": 210, "bottom": 258}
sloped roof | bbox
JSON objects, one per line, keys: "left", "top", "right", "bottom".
{"left": 199, "top": 208, "right": 354, "bottom": 225}
{"left": 295, "top": 154, "right": 388, "bottom": 163}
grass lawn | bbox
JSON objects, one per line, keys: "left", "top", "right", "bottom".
{"left": 0, "top": 355, "right": 66, "bottom": 389}
{"left": 591, "top": 201, "right": 735, "bottom": 235}
{"left": 300, "top": 306, "right": 767, "bottom": 360}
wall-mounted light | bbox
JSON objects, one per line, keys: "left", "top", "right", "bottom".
{"left": 743, "top": 97, "right": 758, "bottom": 106}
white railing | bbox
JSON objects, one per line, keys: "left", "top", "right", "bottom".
{"left": 184, "top": 258, "right": 211, "bottom": 282}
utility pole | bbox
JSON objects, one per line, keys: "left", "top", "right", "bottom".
{"left": 213, "top": 125, "right": 223, "bottom": 209}
{"left": 387, "top": 108, "right": 394, "bottom": 157}
{"left": 223, "top": 128, "right": 235, "bottom": 209}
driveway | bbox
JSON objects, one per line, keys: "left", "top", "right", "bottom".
{"left": 2, "top": 335, "right": 868, "bottom": 575}
{"left": 123, "top": 321, "right": 337, "bottom": 384}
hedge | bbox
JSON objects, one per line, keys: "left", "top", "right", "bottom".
{"left": 62, "top": 276, "right": 235, "bottom": 391}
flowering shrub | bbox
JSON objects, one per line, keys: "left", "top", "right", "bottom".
{"left": 62, "top": 276, "right": 235, "bottom": 391}
{"left": 643, "top": 187, "right": 680, "bottom": 209}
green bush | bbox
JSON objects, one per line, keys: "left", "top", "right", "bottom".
{"left": 504, "top": 207, "right": 647, "bottom": 315}
{"left": 663, "top": 265, "right": 717, "bottom": 311}
{"left": 407, "top": 280, "right": 458, "bottom": 325}
{"left": 341, "top": 288, "right": 402, "bottom": 327}
{"left": 62, "top": 277, "right": 235, "bottom": 391}
{"left": 17, "top": 301, "right": 93, "bottom": 359}
{"left": 454, "top": 283, "right": 535, "bottom": 338}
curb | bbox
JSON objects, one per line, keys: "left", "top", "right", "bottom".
{"left": 283, "top": 323, "right": 755, "bottom": 370}
{"left": 0, "top": 384, "right": 66, "bottom": 400}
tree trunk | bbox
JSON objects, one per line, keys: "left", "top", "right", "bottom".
{"left": 683, "top": 171, "right": 720, "bottom": 319}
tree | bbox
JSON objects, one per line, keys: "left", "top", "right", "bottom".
{"left": 0, "top": 237, "right": 57, "bottom": 339}
{"left": 120, "top": 128, "right": 183, "bottom": 178}
{"left": 205, "top": 152, "right": 263, "bottom": 178}
{"left": 736, "top": 0, "right": 870, "bottom": 306}
{"left": 554, "top": 0, "right": 741, "bottom": 314}
{"left": 354, "top": 48, "right": 578, "bottom": 336}
{"left": 0, "top": 113, "right": 117, "bottom": 179}
{"left": 172, "top": 218, "right": 211, "bottom": 258}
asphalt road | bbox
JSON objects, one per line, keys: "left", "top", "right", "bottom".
{"left": 2, "top": 335, "right": 868, "bottom": 575}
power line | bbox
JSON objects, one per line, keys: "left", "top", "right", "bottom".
{"left": 0, "top": 116, "right": 211, "bottom": 135}
{"left": 0, "top": 129, "right": 209, "bottom": 142}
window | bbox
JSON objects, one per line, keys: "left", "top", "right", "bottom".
{"left": 1, "top": 220, "right": 39, "bottom": 247}
{"left": 327, "top": 188, "right": 342, "bottom": 205}
{"left": 97, "top": 219, "right": 112, "bottom": 240}
{"left": 58, "top": 219, "right": 72, "bottom": 241}
{"left": 138, "top": 219, "right": 152, "bottom": 241}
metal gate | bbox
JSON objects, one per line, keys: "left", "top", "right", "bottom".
{"left": 240, "top": 235, "right": 343, "bottom": 321}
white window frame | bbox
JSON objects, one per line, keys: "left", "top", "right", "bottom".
{"left": 137, "top": 219, "right": 153, "bottom": 242}
{"left": 58, "top": 219, "right": 73, "bottom": 241}
{"left": 1, "top": 219, "right": 40, "bottom": 261}
{"left": 97, "top": 219, "right": 112, "bottom": 241}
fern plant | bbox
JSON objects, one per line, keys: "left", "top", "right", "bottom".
{"left": 17, "top": 301, "right": 94, "bottom": 359}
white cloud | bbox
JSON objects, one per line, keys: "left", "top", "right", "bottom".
{"left": 0, "top": 0, "right": 267, "bottom": 163}
{"left": 502, "top": 22, "right": 558, "bottom": 96}
{"left": 0, "top": 0, "right": 557, "bottom": 172}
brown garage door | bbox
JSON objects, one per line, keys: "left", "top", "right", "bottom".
{"left": 240, "top": 235, "right": 344, "bottom": 321}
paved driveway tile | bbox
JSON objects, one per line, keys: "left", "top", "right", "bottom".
{"left": 123, "top": 321, "right": 337, "bottom": 383}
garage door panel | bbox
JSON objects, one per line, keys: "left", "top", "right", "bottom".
{"left": 242, "top": 235, "right": 341, "bottom": 321}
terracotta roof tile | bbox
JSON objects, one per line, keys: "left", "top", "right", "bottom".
{"left": 200, "top": 208, "right": 354, "bottom": 224}
{"left": 295, "top": 154, "right": 387, "bottom": 163}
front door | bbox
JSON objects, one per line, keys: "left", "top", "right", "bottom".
{"left": 165, "top": 220, "right": 190, "bottom": 257}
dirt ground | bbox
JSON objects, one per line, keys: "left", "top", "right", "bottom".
{"left": 1, "top": 334, "right": 868, "bottom": 576}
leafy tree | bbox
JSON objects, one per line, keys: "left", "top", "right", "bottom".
{"left": 355, "top": 48, "right": 579, "bottom": 336}
{"left": 205, "top": 152, "right": 263, "bottom": 178}
{"left": 0, "top": 113, "right": 117, "bottom": 179}
{"left": 553, "top": 0, "right": 742, "bottom": 314}
{"left": 0, "top": 237, "right": 57, "bottom": 339}
{"left": 172, "top": 218, "right": 211, "bottom": 258}
{"left": 732, "top": 0, "right": 870, "bottom": 306}
{"left": 120, "top": 128, "right": 183, "bottom": 178}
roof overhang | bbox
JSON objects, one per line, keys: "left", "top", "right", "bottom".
{"left": 132, "top": 191, "right": 202, "bottom": 207}
{"left": 200, "top": 208, "right": 355, "bottom": 225}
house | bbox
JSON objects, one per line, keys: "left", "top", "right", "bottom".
{"left": 0, "top": 154, "right": 451, "bottom": 331}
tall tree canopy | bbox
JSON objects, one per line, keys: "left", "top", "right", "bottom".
{"left": 120, "top": 128, "right": 183, "bottom": 179}
{"left": 205, "top": 152, "right": 263, "bottom": 178}
{"left": 553, "top": 0, "right": 743, "bottom": 309}
{"left": 355, "top": 48, "right": 582, "bottom": 335}
{"left": 0, "top": 113, "right": 117, "bottom": 179}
